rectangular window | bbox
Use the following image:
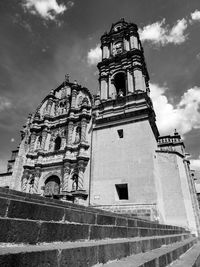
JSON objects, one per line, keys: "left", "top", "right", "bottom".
{"left": 117, "top": 129, "right": 123, "bottom": 138}
{"left": 115, "top": 184, "right": 128, "bottom": 200}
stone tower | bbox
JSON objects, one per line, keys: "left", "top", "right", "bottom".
{"left": 90, "top": 19, "right": 159, "bottom": 216}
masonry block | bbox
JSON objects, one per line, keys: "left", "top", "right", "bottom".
{"left": 60, "top": 246, "right": 98, "bottom": 267}
{"left": 116, "top": 217, "right": 127, "bottom": 227}
{"left": 90, "top": 225, "right": 127, "bottom": 240}
{"left": 96, "top": 214, "right": 116, "bottom": 225}
{"left": 0, "top": 218, "right": 40, "bottom": 244}
{"left": 62, "top": 223, "right": 89, "bottom": 242}
{"left": 98, "top": 242, "right": 130, "bottom": 264}
{"left": 0, "top": 250, "right": 59, "bottom": 267}
{"left": 7, "top": 200, "right": 65, "bottom": 222}
{"left": 127, "top": 219, "right": 137, "bottom": 227}
{"left": 64, "top": 208, "right": 96, "bottom": 224}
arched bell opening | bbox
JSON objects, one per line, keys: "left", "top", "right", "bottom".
{"left": 113, "top": 72, "right": 126, "bottom": 97}
{"left": 54, "top": 136, "right": 61, "bottom": 151}
{"left": 44, "top": 175, "right": 60, "bottom": 197}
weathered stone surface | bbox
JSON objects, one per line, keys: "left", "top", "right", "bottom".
{"left": 90, "top": 225, "right": 127, "bottom": 240}
{"left": 0, "top": 198, "right": 9, "bottom": 217}
{"left": 37, "top": 222, "right": 64, "bottom": 243}
{"left": 98, "top": 242, "right": 130, "bottom": 264}
{"left": 116, "top": 217, "right": 127, "bottom": 227}
{"left": 64, "top": 208, "right": 96, "bottom": 224}
{"left": 62, "top": 223, "right": 89, "bottom": 242}
{"left": 38, "top": 222, "right": 90, "bottom": 243}
{"left": 0, "top": 218, "right": 40, "bottom": 244}
{"left": 7, "top": 200, "right": 65, "bottom": 222}
{"left": 60, "top": 246, "right": 98, "bottom": 267}
{"left": 96, "top": 214, "right": 116, "bottom": 225}
{"left": 0, "top": 250, "right": 59, "bottom": 267}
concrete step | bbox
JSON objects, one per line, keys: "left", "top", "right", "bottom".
{"left": 0, "top": 235, "right": 195, "bottom": 267}
{"left": 95, "top": 237, "right": 197, "bottom": 267}
{"left": 169, "top": 241, "right": 200, "bottom": 266}
{"left": 0, "top": 217, "right": 188, "bottom": 245}
{"left": 0, "top": 193, "right": 186, "bottom": 232}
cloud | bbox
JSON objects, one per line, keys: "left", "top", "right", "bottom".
{"left": 150, "top": 83, "right": 200, "bottom": 135}
{"left": 139, "top": 18, "right": 188, "bottom": 46}
{"left": 22, "top": 0, "right": 74, "bottom": 21}
{"left": 191, "top": 10, "right": 200, "bottom": 21}
{"left": 0, "top": 97, "right": 11, "bottom": 112}
{"left": 87, "top": 44, "right": 101, "bottom": 66}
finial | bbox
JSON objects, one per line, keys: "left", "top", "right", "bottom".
{"left": 174, "top": 129, "right": 178, "bottom": 135}
{"left": 65, "top": 74, "right": 69, "bottom": 83}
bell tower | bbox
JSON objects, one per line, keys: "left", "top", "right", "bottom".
{"left": 93, "top": 18, "right": 159, "bottom": 137}
{"left": 98, "top": 18, "right": 149, "bottom": 100}
{"left": 90, "top": 19, "right": 160, "bottom": 216}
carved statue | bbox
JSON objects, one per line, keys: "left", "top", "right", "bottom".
{"left": 74, "top": 127, "right": 81, "bottom": 144}
{"left": 72, "top": 173, "right": 78, "bottom": 191}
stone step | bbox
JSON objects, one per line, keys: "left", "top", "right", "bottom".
{"left": 0, "top": 194, "right": 186, "bottom": 232}
{"left": 0, "top": 235, "right": 195, "bottom": 267}
{"left": 169, "top": 241, "right": 200, "bottom": 266}
{"left": 0, "top": 217, "right": 188, "bottom": 245}
{"left": 95, "top": 237, "right": 197, "bottom": 267}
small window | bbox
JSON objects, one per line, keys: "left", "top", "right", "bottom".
{"left": 117, "top": 129, "right": 123, "bottom": 138}
{"left": 115, "top": 184, "right": 128, "bottom": 200}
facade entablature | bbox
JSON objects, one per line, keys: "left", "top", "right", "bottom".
{"left": 94, "top": 91, "right": 151, "bottom": 109}
{"left": 97, "top": 49, "right": 144, "bottom": 69}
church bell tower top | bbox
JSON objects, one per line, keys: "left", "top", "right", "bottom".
{"left": 97, "top": 19, "right": 149, "bottom": 101}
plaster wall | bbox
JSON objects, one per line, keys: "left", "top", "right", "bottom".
{"left": 90, "top": 120, "right": 158, "bottom": 206}
{"left": 155, "top": 153, "right": 190, "bottom": 229}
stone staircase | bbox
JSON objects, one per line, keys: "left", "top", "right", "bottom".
{"left": 0, "top": 187, "right": 199, "bottom": 267}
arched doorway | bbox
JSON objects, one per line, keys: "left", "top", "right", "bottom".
{"left": 44, "top": 175, "right": 60, "bottom": 197}
{"left": 113, "top": 72, "right": 126, "bottom": 97}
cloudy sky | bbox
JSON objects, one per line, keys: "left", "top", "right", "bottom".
{"left": 0, "top": 0, "right": 200, "bottom": 171}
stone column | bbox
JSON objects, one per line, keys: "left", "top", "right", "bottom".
{"left": 62, "top": 164, "right": 71, "bottom": 192}
{"left": 71, "top": 89, "right": 77, "bottom": 109}
{"left": 41, "top": 129, "right": 48, "bottom": 150}
{"left": 66, "top": 97, "right": 70, "bottom": 114}
{"left": 102, "top": 45, "right": 109, "bottom": 59}
{"left": 67, "top": 121, "right": 74, "bottom": 145}
{"left": 32, "top": 168, "right": 41, "bottom": 194}
{"left": 133, "top": 69, "right": 145, "bottom": 91}
{"left": 127, "top": 69, "right": 134, "bottom": 93}
{"left": 81, "top": 118, "right": 87, "bottom": 142}
{"left": 46, "top": 99, "right": 53, "bottom": 115}
{"left": 30, "top": 132, "right": 36, "bottom": 152}
{"left": 77, "top": 162, "right": 85, "bottom": 190}
{"left": 124, "top": 37, "right": 130, "bottom": 51}
{"left": 21, "top": 169, "right": 29, "bottom": 192}
{"left": 108, "top": 77, "right": 115, "bottom": 99}
{"left": 100, "top": 78, "right": 108, "bottom": 100}
{"left": 130, "top": 35, "right": 138, "bottom": 49}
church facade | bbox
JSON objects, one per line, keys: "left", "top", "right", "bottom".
{"left": 0, "top": 19, "right": 199, "bottom": 235}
